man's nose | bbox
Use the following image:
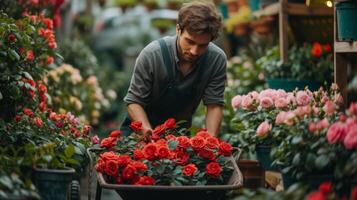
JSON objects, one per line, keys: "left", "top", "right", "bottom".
{"left": 190, "top": 45, "right": 200, "bottom": 56}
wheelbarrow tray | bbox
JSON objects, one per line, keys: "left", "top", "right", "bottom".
{"left": 95, "top": 157, "right": 243, "bottom": 200}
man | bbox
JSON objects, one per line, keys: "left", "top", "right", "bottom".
{"left": 121, "top": 1, "right": 227, "bottom": 137}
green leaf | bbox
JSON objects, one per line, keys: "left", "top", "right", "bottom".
{"left": 168, "top": 140, "right": 179, "bottom": 150}
{"left": 66, "top": 158, "right": 79, "bottom": 165}
{"left": 55, "top": 52, "right": 64, "bottom": 60}
{"left": 0, "top": 92, "right": 2, "bottom": 100}
{"left": 0, "top": 176, "right": 13, "bottom": 190}
{"left": 22, "top": 72, "right": 33, "bottom": 80}
{"left": 8, "top": 49, "right": 20, "bottom": 61}
{"left": 292, "top": 136, "right": 302, "bottom": 144}
{"left": 315, "top": 154, "right": 329, "bottom": 170}
{"left": 42, "top": 155, "right": 52, "bottom": 162}
{"left": 292, "top": 153, "right": 301, "bottom": 166}
{"left": 64, "top": 145, "right": 75, "bottom": 158}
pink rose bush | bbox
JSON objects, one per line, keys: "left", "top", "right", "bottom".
{"left": 230, "top": 84, "right": 341, "bottom": 156}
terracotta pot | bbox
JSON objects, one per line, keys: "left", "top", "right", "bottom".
{"left": 250, "top": 16, "right": 275, "bottom": 35}
{"left": 238, "top": 159, "right": 265, "bottom": 189}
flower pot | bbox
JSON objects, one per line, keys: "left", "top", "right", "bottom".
{"left": 282, "top": 172, "right": 334, "bottom": 190}
{"left": 250, "top": 16, "right": 275, "bottom": 35}
{"left": 238, "top": 159, "right": 265, "bottom": 189}
{"left": 266, "top": 78, "right": 321, "bottom": 92}
{"left": 234, "top": 22, "right": 251, "bottom": 36}
{"left": 336, "top": 1, "right": 357, "bottom": 41}
{"left": 249, "top": 0, "right": 260, "bottom": 11}
{"left": 32, "top": 167, "right": 75, "bottom": 200}
{"left": 255, "top": 145, "right": 278, "bottom": 171}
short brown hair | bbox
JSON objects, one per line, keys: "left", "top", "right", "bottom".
{"left": 178, "top": 1, "right": 223, "bottom": 40}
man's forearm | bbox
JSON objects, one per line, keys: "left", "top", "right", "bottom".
{"left": 127, "top": 103, "right": 152, "bottom": 130}
{"left": 205, "top": 104, "right": 223, "bottom": 136}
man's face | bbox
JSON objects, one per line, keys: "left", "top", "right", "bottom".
{"left": 176, "top": 25, "right": 212, "bottom": 63}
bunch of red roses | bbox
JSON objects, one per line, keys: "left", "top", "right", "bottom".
{"left": 306, "top": 182, "right": 357, "bottom": 200}
{"left": 96, "top": 119, "right": 234, "bottom": 186}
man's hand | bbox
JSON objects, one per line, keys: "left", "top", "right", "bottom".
{"left": 127, "top": 103, "right": 153, "bottom": 141}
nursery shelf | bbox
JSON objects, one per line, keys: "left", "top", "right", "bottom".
{"left": 335, "top": 41, "right": 357, "bottom": 53}
{"left": 253, "top": 2, "right": 333, "bottom": 17}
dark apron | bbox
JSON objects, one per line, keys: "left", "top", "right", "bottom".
{"left": 120, "top": 38, "right": 208, "bottom": 136}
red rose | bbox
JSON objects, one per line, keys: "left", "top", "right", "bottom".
{"left": 198, "top": 149, "right": 216, "bottom": 161}
{"left": 131, "top": 161, "right": 147, "bottom": 172}
{"left": 109, "top": 130, "right": 122, "bottom": 138}
{"left": 164, "top": 118, "right": 176, "bottom": 129}
{"left": 133, "top": 149, "right": 145, "bottom": 160}
{"left": 100, "top": 151, "right": 118, "bottom": 161}
{"left": 130, "top": 121, "right": 143, "bottom": 132}
{"left": 14, "top": 115, "right": 22, "bottom": 122}
{"left": 174, "top": 151, "right": 189, "bottom": 165}
{"left": 83, "top": 125, "right": 91, "bottom": 135}
{"left": 100, "top": 137, "right": 117, "bottom": 149}
{"left": 177, "top": 136, "right": 190, "bottom": 148}
{"left": 218, "top": 142, "right": 233, "bottom": 156}
{"left": 95, "top": 159, "right": 105, "bottom": 172}
{"left": 34, "top": 117, "right": 43, "bottom": 128}
{"left": 38, "top": 83, "right": 47, "bottom": 94}
{"left": 311, "top": 42, "right": 323, "bottom": 58}
{"left": 117, "top": 155, "right": 131, "bottom": 167}
{"left": 104, "top": 160, "right": 119, "bottom": 177}
{"left": 8, "top": 34, "right": 16, "bottom": 42}
{"left": 196, "top": 130, "right": 211, "bottom": 138}
{"left": 165, "top": 134, "right": 176, "bottom": 141}
{"left": 319, "top": 182, "right": 333, "bottom": 194}
{"left": 206, "top": 137, "right": 219, "bottom": 149}
{"left": 116, "top": 176, "right": 124, "bottom": 184}
{"left": 205, "top": 162, "right": 222, "bottom": 178}
{"left": 39, "top": 102, "right": 47, "bottom": 112}
{"left": 23, "top": 108, "right": 34, "bottom": 117}
{"left": 46, "top": 56, "right": 54, "bottom": 65}
{"left": 190, "top": 136, "right": 206, "bottom": 150}
{"left": 153, "top": 124, "right": 166, "bottom": 136}
{"left": 137, "top": 176, "right": 155, "bottom": 185}
{"left": 122, "top": 165, "right": 137, "bottom": 180}
{"left": 306, "top": 191, "right": 326, "bottom": 200}
{"left": 143, "top": 143, "right": 157, "bottom": 160}
{"left": 182, "top": 164, "right": 197, "bottom": 177}
{"left": 157, "top": 145, "right": 170, "bottom": 159}
{"left": 26, "top": 50, "right": 34, "bottom": 61}
{"left": 323, "top": 44, "right": 331, "bottom": 53}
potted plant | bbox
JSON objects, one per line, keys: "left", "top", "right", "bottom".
{"left": 257, "top": 43, "right": 333, "bottom": 91}
{"left": 271, "top": 85, "right": 343, "bottom": 189}
{"left": 336, "top": 0, "right": 357, "bottom": 41}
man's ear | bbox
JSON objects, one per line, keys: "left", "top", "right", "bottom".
{"left": 176, "top": 24, "right": 181, "bottom": 35}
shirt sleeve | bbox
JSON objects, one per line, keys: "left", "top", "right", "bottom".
{"left": 202, "top": 53, "right": 227, "bottom": 106}
{"left": 124, "top": 49, "right": 153, "bottom": 106}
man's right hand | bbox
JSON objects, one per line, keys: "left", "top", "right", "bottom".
{"left": 141, "top": 126, "right": 153, "bottom": 142}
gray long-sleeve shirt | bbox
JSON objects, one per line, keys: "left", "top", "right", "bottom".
{"left": 124, "top": 35, "right": 227, "bottom": 121}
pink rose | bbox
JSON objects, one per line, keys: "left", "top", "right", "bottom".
{"left": 256, "top": 121, "right": 271, "bottom": 137}
{"left": 344, "top": 128, "right": 357, "bottom": 149}
{"left": 327, "top": 122, "right": 347, "bottom": 144}
{"left": 275, "top": 111, "right": 286, "bottom": 125}
{"left": 92, "top": 135, "right": 100, "bottom": 144}
{"left": 259, "top": 97, "right": 274, "bottom": 109}
{"left": 333, "top": 93, "right": 344, "bottom": 106}
{"left": 323, "top": 100, "right": 336, "bottom": 116}
{"left": 275, "top": 98, "right": 288, "bottom": 109}
{"left": 294, "top": 107, "right": 306, "bottom": 119}
{"left": 241, "top": 95, "right": 254, "bottom": 110}
{"left": 276, "top": 89, "right": 287, "bottom": 99}
{"left": 296, "top": 91, "right": 311, "bottom": 106}
{"left": 309, "top": 122, "right": 317, "bottom": 133}
{"left": 231, "top": 95, "right": 242, "bottom": 109}
{"left": 348, "top": 103, "right": 357, "bottom": 117}
{"left": 287, "top": 93, "right": 296, "bottom": 105}
{"left": 259, "top": 89, "right": 276, "bottom": 100}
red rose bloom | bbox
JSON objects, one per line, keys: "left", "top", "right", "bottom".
{"left": 153, "top": 124, "right": 166, "bottom": 136}
{"left": 122, "top": 165, "right": 137, "bottom": 180}
{"left": 205, "top": 162, "right": 222, "bottom": 178}
{"left": 131, "top": 161, "right": 147, "bottom": 172}
{"left": 143, "top": 143, "right": 157, "bottom": 160}
{"left": 306, "top": 191, "right": 326, "bottom": 200}
{"left": 38, "top": 83, "right": 47, "bottom": 93}
{"left": 198, "top": 149, "right": 216, "bottom": 161}
{"left": 182, "top": 164, "right": 197, "bottom": 177}
{"left": 26, "top": 50, "right": 34, "bottom": 61}
{"left": 95, "top": 159, "right": 105, "bottom": 172}
{"left": 133, "top": 149, "right": 145, "bottom": 160}
{"left": 190, "top": 136, "right": 206, "bottom": 150}
{"left": 218, "top": 142, "right": 233, "bottom": 156}
{"left": 14, "top": 115, "right": 22, "bottom": 122}
{"left": 130, "top": 121, "right": 143, "bottom": 132}
{"left": 206, "top": 137, "right": 219, "bottom": 149}
{"left": 100, "top": 151, "right": 118, "bottom": 161}
{"left": 165, "top": 134, "right": 176, "bottom": 141}
{"left": 174, "top": 151, "right": 189, "bottom": 165}
{"left": 8, "top": 34, "right": 16, "bottom": 42}
{"left": 39, "top": 102, "right": 47, "bottom": 112}
{"left": 117, "top": 155, "right": 131, "bottom": 167}
{"left": 323, "top": 44, "right": 331, "bottom": 53}
{"left": 104, "top": 160, "right": 119, "bottom": 177}
{"left": 137, "top": 176, "right": 155, "bottom": 185}
{"left": 109, "top": 130, "right": 122, "bottom": 138}
{"left": 177, "top": 136, "right": 190, "bottom": 148}
{"left": 196, "top": 131, "right": 211, "bottom": 138}
{"left": 311, "top": 42, "right": 323, "bottom": 57}
{"left": 164, "top": 118, "right": 176, "bottom": 129}
{"left": 100, "top": 137, "right": 117, "bottom": 149}
{"left": 46, "top": 56, "right": 54, "bottom": 65}
{"left": 157, "top": 145, "right": 170, "bottom": 159}
{"left": 319, "top": 182, "right": 333, "bottom": 194}
{"left": 23, "top": 108, "right": 34, "bottom": 117}
{"left": 351, "top": 186, "right": 357, "bottom": 200}
{"left": 34, "top": 117, "right": 43, "bottom": 128}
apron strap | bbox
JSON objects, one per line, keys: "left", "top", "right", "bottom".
{"left": 158, "top": 38, "right": 174, "bottom": 82}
